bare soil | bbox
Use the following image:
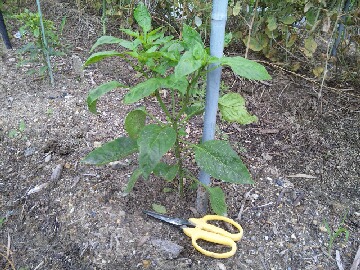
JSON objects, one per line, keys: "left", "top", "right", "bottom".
{"left": 0, "top": 1, "right": 359, "bottom": 269}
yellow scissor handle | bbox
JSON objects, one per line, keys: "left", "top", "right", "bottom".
{"left": 189, "top": 215, "right": 243, "bottom": 241}
{"left": 183, "top": 227, "right": 237, "bottom": 259}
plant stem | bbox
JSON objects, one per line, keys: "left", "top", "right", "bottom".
{"left": 155, "top": 90, "right": 172, "bottom": 120}
{"left": 101, "top": 0, "right": 106, "bottom": 35}
{"left": 172, "top": 120, "right": 184, "bottom": 195}
{"left": 175, "top": 69, "right": 204, "bottom": 122}
{"left": 245, "top": 0, "right": 259, "bottom": 59}
{"left": 36, "top": 0, "right": 54, "bottom": 86}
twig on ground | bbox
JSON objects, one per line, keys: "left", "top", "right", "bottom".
{"left": 237, "top": 188, "right": 253, "bottom": 221}
{"left": 350, "top": 245, "right": 360, "bottom": 270}
{"left": 251, "top": 202, "right": 274, "bottom": 211}
{"left": 7, "top": 233, "right": 10, "bottom": 258}
{"left": 275, "top": 188, "right": 288, "bottom": 207}
{"left": 336, "top": 250, "right": 344, "bottom": 270}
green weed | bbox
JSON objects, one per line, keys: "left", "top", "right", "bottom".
{"left": 323, "top": 211, "right": 350, "bottom": 255}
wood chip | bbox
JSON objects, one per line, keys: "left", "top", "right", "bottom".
{"left": 287, "top": 173, "right": 317, "bottom": 179}
{"left": 51, "top": 164, "right": 63, "bottom": 181}
{"left": 258, "top": 128, "right": 279, "bottom": 134}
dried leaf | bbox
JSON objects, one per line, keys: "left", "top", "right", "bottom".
{"left": 322, "top": 16, "right": 331, "bottom": 33}
{"left": 313, "top": 66, "right": 324, "bottom": 77}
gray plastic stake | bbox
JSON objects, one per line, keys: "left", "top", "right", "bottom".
{"left": 197, "top": 0, "right": 229, "bottom": 214}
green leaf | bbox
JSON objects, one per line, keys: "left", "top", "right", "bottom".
{"left": 153, "top": 162, "right": 179, "bottom": 181}
{"left": 82, "top": 137, "right": 138, "bottom": 165}
{"left": 182, "top": 24, "right": 203, "bottom": 48}
{"left": 219, "top": 56, "right": 272, "bottom": 80}
{"left": 8, "top": 129, "right": 18, "bottom": 138}
{"left": 204, "top": 186, "right": 227, "bottom": 216}
{"left": 148, "top": 26, "right": 163, "bottom": 37}
{"left": 224, "top": 32, "right": 233, "bottom": 47}
{"left": 84, "top": 51, "right": 123, "bottom": 66}
{"left": 138, "top": 125, "right": 176, "bottom": 179}
{"left": 266, "top": 16, "right": 277, "bottom": 31}
{"left": 160, "top": 74, "right": 188, "bottom": 95}
{"left": 184, "top": 103, "right": 204, "bottom": 119}
{"left": 34, "top": 28, "right": 40, "bottom": 38}
{"left": 123, "top": 168, "right": 143, "bottom": 195}
{"left": 124, "top": 78, "right": 159, "bottom": 104}
{"left": 175, "top": 51, "right": 202, "bottom": 77}
{"left": 90, "top": 36, "right": 135, "bottom": 52}
{"left": 120, "top": 28, "right": 139, "bottom": 38}
{"left": 124, "top": 75, "right": 188, "bottom": 104}
{"left": 125, "top": 109, "right": 147, "bottom": 139}
{"left": 134, "top": 2, "right": 151, "bottom": 34}
{"left": 163, "top": 187, "right": 173, "bottom": 193}
{"left": 19, "top": 119, "right": 26, "bottom": 132}
{"left": 192, "top": 41, "right": 206, "bottom": 60}
{"left": 194, "top": 140, "right": 254, "bottom": 184}
{"left": 281, "top": 15, "right": 297, "bottom": 25}
{"left": 153, "top": 35, "right": 174, "bottom": 45}
{"left": 87, "top": 81, "right": 126, "bottom": 114}
{"left": 152, "top": 203, "right": 167, "bottom": 214}
{"left": 218, "top": 93, "right": 258, "bottom": 125}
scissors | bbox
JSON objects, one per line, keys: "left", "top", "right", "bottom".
{"left": 144, "top": 210, "right": 243, "bottom": 259}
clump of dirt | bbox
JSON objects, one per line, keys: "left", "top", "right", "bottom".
{"left": 0, "top": 1, "right": 359, "bottom": 269}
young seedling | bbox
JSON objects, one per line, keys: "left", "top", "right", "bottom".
{"left": 13, "top": 9, "right": 64, "bottom": 81}
{"left": 323, "top": 211, "right": 350, "bottom": 256}
{"left": 8, "top": 119, "right": 26, "bottom": 139}
{"left": 82, "top": 2, "right": 271, "bottom": 215}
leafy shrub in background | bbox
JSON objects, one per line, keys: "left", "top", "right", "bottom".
{"left": 82, "top": 2, "right": 271, "bottom": 215}
{"left": 13, "top": 9, "right": 65, "bottom": 76}
{"left": 227, "top": 0, "right": 359, "bottom": 80}
{"left": 80, "top": 0, "right": 359, "bottom": 84}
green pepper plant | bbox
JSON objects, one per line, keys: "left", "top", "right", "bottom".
{"left": 82, "top": 2, "right": 271, "bottom": 215}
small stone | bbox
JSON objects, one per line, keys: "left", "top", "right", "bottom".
{"left": 261, "top": 152, "right": 273, "bottom": 161}
{"left": 64, "top": 163, "right": 71, "bottom": 169}
{"left": 319, "top": 226, "right": 328, "bottom": 232}
{"left": 216, "top": 262, "right": 226, "bottom": 270}
{"left": 24, "top": 147, "right": 36, "bottom": 157}
{"left": 137, "top": 235, "right": 150, "bottom": 247}
{"left": 44, "top": 154, "right": 51, "bottom": 163}
{"left": 264, "top": 236, "right": 269, "bottom": 241}
{"left": 50, "top": 164, "right": 63, "bottom": 181}
{"left": 151, "top": 238, "right": 184, "bottom": 259}
{"left": 291, "top": 234, "right": 296, "bottom": 240}
{"left": 142, "top": 260, "right": 151, "bottom": 268}
{"left": 93, "top": 141, "right": 102, "bottom": 148}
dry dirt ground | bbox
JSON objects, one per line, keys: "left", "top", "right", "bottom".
{"left": 0, "top": 1, "right": 359, "bottom": 269}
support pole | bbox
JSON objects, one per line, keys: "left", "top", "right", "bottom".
{"left": 196, "top": 0, "right": 228, "bottom": 215}
{"left": 0, "top": 9, "right": 12, "bottom": 49}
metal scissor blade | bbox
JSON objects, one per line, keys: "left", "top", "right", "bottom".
{"left": 143, "top": 210, "right": 193, "bottom": 227}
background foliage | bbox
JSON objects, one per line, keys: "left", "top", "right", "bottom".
{"left": 66, "top": 0, "right": 359, "bottom": 85}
